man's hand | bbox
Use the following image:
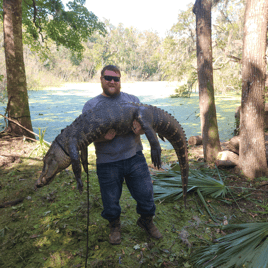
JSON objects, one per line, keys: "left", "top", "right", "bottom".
{"left": 132, "top": 120, "right": 145, "bottom": 135}
{"left": 104, "top": 129, "right": 116, "bottom": 140}
{"left": 94, "top": 129, "right": 116, "bottom": 142}
{"left": 95, "top": 121, "right": 142, "bottom": 143}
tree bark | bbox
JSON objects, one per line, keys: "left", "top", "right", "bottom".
{"left": 193, "top": 0, "right": 221, "bottom": 162}
{"left": 3, "top": 0, "right": 35, "bottom": 139}
{"left": 239, "top": 0, "right": 268, "bottom": 178}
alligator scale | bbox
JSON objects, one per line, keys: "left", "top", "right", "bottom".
{"left": 35, "top": 102, "right": 189, "bottom": 206}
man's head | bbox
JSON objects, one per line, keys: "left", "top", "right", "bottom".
{"left": 100, "top": 65, "right": 121, "bottom": 97}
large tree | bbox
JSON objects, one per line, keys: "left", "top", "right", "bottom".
{"left": 161, "top": 5, "right": 196, "bottom": 83}
{"left": 1, "top": 0, "right": 105, "bottom": 138}
{"left": 3, "top": 0, "right": 34, "bottom": 138}
{"left": 193, "top": 0, "right": 221, "bottom": 162}
{"left": 239, "top": 0, "right": 268, "bottom": 178}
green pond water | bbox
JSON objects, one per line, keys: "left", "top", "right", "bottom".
{"left": 0, "top": 82, "right": 241, "bottom": 149}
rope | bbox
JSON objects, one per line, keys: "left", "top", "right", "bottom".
{"left": 85, "top": 165, "right": 90, "bottom": 267}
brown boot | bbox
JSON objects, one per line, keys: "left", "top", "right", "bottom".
{"left": 137, "top": 216, "right": 163, "bottom": 239}
{"left": 108, "top": 217, "right": 121, "bottom": 245}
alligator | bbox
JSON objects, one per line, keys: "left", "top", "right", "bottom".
{"left": 34, "top": 102, "right": 189, "bottom": 207}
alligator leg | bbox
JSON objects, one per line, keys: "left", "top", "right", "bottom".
{"left": 68, "top": 140, "right": 83, "bottom": 194}
{"left": 140, "top": 124, "right": 162, "bottom": 169}
{"left": 81, "top": 146, "right": 88, "bottom": 174}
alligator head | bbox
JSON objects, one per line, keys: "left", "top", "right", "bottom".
{"left": 35, "top": 151, "right": 59, "bottom": 189}
{"left": 34, "top": 141, "right": 71, "bottom": 190}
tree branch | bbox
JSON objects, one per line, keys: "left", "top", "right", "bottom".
{"left": 0, "top": 114, "right": 51, "bottom": 145}
{"left": 31, "top": 0, "right": 44, "bottom": 42}
{"left": 32, "top": 0, "right": 37, "bottom": 24}
{"left": 227, "top": 55, "right": 242, "bottom": 63}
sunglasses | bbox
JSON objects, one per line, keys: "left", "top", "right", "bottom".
{"left": 103, "top": 76, "right": 120, "bottom": 82}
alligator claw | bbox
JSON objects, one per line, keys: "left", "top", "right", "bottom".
{"left": 77, "top": 179, "right": 83, "bottom": 194}
{"left": 158, "top": 134, "right": 165, "bottom": 142}
{"left": 151, "top": 148, "right": 161, "bottom": 169}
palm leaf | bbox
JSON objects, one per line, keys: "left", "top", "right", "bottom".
{"left": 196, "top": 188, "right": 218, "bottom": 222}
{"left": 152, "top": 165, "right": 229, "bottom": 222}
{"left": 153, "top": 165, "right": 227, "bottom": 201}
{"left": 188, "top": 169, "right": 227, "bottom": 198}
{"left": 153, "top": 172, "right": 195, "bottom": 201}
{"left": 192, "top": 222, "right": 268, "bottom": 268}
{"left": 153, "top": 176, "right": 185, "bottom": 201}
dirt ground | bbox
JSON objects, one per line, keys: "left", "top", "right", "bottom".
{"left": 0, "top": 132, "right": 39, "bottom": 169}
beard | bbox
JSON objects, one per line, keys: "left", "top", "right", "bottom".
{"left": 102, "top": 86, "right": 120, "bottom": 97}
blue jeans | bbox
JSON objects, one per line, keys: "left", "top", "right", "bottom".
{"left": 96, "top": 151, "right": 156, "bottom": 222}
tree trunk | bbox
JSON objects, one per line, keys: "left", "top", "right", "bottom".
{"left": 193, "top": 0, "right": 221, "bottom": 162}
{"left": 3, "top": 0, "right": 35, "bottom": 138}
{"left": 239, "top": 0, "right": 268, "bottom": 178}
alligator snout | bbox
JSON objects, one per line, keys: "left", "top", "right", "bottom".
{"left": 34, "top": 176, "right": 43, "bottom": 189}
{"left": 34, "top": 150, "right": 59, "bottom": 190}
{"left": 34, "top": 172, "right": 56, "bottom": 190}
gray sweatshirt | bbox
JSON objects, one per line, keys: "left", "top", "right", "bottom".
{"left": 82, "top": 92, "right": 143, "bottom": 164}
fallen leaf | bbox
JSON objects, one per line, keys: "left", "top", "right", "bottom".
{"left": 133, "top": 244, "right": 140, "bottom": 250}
{"left": 249, "top": 213, "right": 258, "bottom": 218}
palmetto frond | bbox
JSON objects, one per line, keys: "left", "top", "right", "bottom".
{"left": 188, "top": 169, "right": 227, "bottom": 198}
{"left": 153, "top": 165, "right": 268, "bottom": 268}
{"left": 192, "top": 222, "right": 268, "bottom": 268}
{"left": 153, "top": 165, "right": 228, "bottom": 221}
{"left": 153, "top": 165, "right": 227, "bottom": 202}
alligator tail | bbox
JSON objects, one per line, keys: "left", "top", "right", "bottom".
{"left": 153, "top": 107, "right": 189, "bottom": 208}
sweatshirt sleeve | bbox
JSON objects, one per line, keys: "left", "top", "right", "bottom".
{"left": 82, "top": 95, "right": 102, "bottom": 114}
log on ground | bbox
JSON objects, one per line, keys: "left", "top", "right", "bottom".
{"left": 227, "top": 136, "right": 240, "bottom": 154}
{"left": 216, "top": 150, "right": 239, "bottom": 167}
{"left": 188, "top": 135, "right": 202, "bottom": 146}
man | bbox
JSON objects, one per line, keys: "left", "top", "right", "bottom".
{"left": 82, "top": 65, "right": 162, "bottom": 245}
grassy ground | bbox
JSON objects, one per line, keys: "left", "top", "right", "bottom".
{"left": 1, "top": 134, "right": 268, "bottom": 267}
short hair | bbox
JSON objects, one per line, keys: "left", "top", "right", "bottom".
{"left": 101, "top": 65, "right": 121, "bottom": 77}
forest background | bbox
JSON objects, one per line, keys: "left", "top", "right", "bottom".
{"left": 0, "top": 0, "right": 244, "bottom": 97}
